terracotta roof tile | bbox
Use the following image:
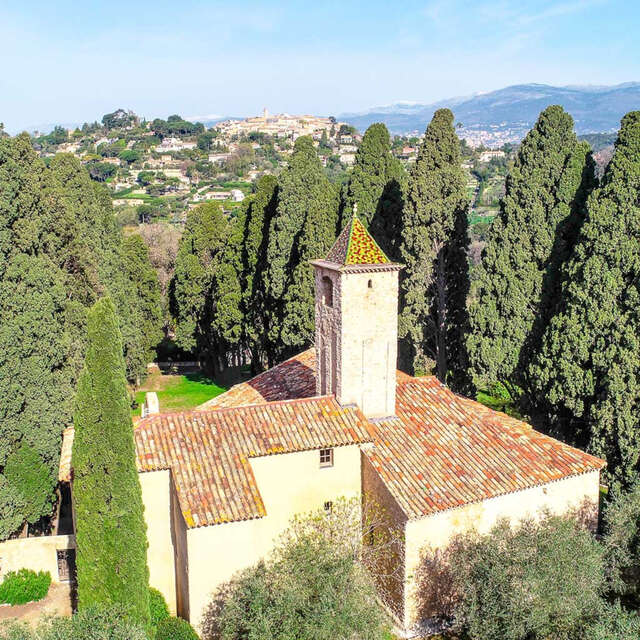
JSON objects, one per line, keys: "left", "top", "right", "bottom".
{"left": 134, "top": 396, "right": 373, "bottom": 527}
{"left": 364, "top": 377, "right": 605, "bottom": 519}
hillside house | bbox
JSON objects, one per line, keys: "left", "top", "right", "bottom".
{"left": 58, "top": 217, "right": 604, "bottom": 634}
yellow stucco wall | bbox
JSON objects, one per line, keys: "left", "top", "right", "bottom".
{"left": 0, "top": 534, "right": 75, "bottom": 582}
{"left": 140, "top": 469, "right": 178, "bottom": 615}
{"left": 185, "top": 445, "right": 363, "bottom": 630}
{"left": 403, "top": 470, "right": 601, "bottom": 630}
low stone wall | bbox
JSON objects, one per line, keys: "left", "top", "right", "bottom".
{"left": 0, "top": 534, "right": 75, "bottom": 582}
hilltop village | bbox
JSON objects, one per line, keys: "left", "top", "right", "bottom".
{"left": 25, "top": 107, "right": 512, "bottom": 231}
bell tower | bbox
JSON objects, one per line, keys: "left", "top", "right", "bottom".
{"left": 310, "top": 213, "right": 402, "bottom": 419}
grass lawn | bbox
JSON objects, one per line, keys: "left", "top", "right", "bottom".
{"left": 134, "top": 369, "right": 227, "bottom": 416}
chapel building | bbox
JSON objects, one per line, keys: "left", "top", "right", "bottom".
{"left": 59, "top": 216, "right": 604, "bottom": 634}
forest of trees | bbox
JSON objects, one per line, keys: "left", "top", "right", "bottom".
{"left": 2, "top": 103, "right": 640, "bottom": 547}
{"left": 0, "top": 135, "right": 162, "bottom": 536}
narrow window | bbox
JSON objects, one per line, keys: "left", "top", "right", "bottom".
{"left": 324, "top": 500, "right": 333, "bottom": 513}
{"left": 368, "top": 279, "right": 373, "bottom": 289}
{"left": 319, "top": 448, "right": 334, "bottom": 468}
{"left": 321, "top": 276, "right": 333, "bottom": 307}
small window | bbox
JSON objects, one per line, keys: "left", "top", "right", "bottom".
{"left": 319, "top": 448, "right": 333, "bottom": 468}
{"left": 321, "top": 276, "right": 333, "bottom": 307}
{"left": 324, "top": 500, "right": 333, "bottom": 513}
{"left": 367, "top": 279, "right": 373, "bottom": 289}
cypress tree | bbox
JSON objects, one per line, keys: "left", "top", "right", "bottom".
{"left": 72, "top": 297, "right": 149, "bottom": 624}
{"left": 341, "top": 123, "right": 405, "bottom": 259}
{"left": 170, "top": 202, "right": 230, "bottom": 374}
{"left": 397, "top": 109, "right": 470, "bottom": 389}
{"left": 467, "top": 106, "right": 593, "bottom": 399}
{"left": 264, "top": 136, "right": 338, "bottom": 363}
{"left": 0, "top": 135, "right": 73, "bottom": 526}
{"left": 122, "top": 234, "right": 164, "bottom": 371}
{"left": 528, "top": 111, "right": 640, "bottom": 489}
{"left": 238, "top": 175, "right": 278, "bottom": 369}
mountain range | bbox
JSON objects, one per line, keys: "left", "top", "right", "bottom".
{"left": 339, "top": 83, "right": 640, "bottom": 135}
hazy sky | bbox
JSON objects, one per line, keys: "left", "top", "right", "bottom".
{"left": 2, "top": 0, "right": 638, "bottom": 131}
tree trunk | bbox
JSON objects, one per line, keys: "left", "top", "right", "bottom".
{"left": 434, "top": 248, "right": 448, "bottom": 383}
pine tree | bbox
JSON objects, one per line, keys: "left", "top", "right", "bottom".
{"left": 341, "top": 123, "right": 405, "bottom": 259}
{"left": 528, "top": 111, "right": 640, "bottom": 489}
{"left": 72, "top": 297, "right": 149, "bottom": 624}
{"left": 397, "top": 109, "right": 470, "bottom": 388}
{"left": 264, "top": 137, "right": 338, "bottom": 363}
{"left": 467, "top": 106, "right": 593, "bottom": 399}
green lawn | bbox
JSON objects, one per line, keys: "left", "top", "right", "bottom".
{"left": 134, "top": 371, "right": 227, "bottom": 416}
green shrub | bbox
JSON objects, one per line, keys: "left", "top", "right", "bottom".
{"left": 156, "top": 617, "right": 199, "bottom": 640}
{"left": 0, "top": 606, "right": 148, "bottom": 639}
{"left": 0, "top": 569, "right": 51, "bottom": 605}
{"left": 149, "top": 587, "right": 170, "bottom": 629}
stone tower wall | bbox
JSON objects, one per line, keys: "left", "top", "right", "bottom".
{"left": 314, "top": 265, "right": 399, "bottom": 418}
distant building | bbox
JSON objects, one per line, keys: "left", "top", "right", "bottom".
{"left": 478, "top": 149, "right": 506, "bottom": 162}
{"left": 230, "top": 189, "right": 245, "bottom": 202}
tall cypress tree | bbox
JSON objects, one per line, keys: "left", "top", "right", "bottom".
{"left": 238, "top": 175, "right": 278, "bottom": 369}
{"left": 170, "top": 202, "right": 231, "bottom": 374}
{"left": 528, "top": 111, "right": 640, "bottom": 489}
{"left": 467, "top": 106, "right": 593, "bottom": 399}
{"left": 122, "top": 234, "right": 164, "bottom": 371}
{"left": 264, "top": 136, "right": 338, "bottom": 363}
{"left": 398, "top": 109, "right": 470, "bottom": 388}
{"left": 341, "top": 123, "right": 405, "bottom": 259}
{"left": 72, "top": 297, "right": 149, "bottom": 624}
{"left": 0, "top": 135, "right": 74, "bottom": 533}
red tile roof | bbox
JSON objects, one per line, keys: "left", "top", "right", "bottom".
{"left": 197, "top": 349, "right": 316, "bottom": 410}
{"left": 60, "top": 349, "right": 604, "bottom": 529}
{"left": 134, "top": 396, "right": 373, "bottom": 527}
{"left": 365, "top": 378, "right": 604, "bottom": 519}
{"left": 326, "top": 216, "right": 390, "bottom": 265}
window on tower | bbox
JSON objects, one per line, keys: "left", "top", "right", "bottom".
{"left": 321, "top": 276, "right": 333, "bottom": 307}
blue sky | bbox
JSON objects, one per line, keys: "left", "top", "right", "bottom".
{"left": 1, "top": 0, "right": 638, "bottom": 131}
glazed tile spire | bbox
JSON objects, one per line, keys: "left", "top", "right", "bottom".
{"left": 325, "top": 205, "right": 390, "bottom": 265}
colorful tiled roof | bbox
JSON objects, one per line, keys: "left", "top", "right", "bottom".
{"left": 135, "top": 396, "right": 374, "bottom": 527}
{"left": 364, "top": 377, "right": 605, "bottom": 519}
{"left": 326, "top": 216, "right": 390, "bottom": 265}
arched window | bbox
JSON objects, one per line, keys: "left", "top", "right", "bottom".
{"left": 368, "top": 279, "right": 373, "bottom": 289}
{"left": 321, "top": 276, "right": 333, "bottom": 307}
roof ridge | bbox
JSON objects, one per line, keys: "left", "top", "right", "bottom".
{"left": 138, "top": 393, "right": 349, "bottom": 425}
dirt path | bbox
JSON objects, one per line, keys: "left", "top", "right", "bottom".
{"left": 0, "top": 582, "right": 73, "bottom": 626}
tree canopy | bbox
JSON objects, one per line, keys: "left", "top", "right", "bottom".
{"left": 467, "top": 106, "right": 594, "bottom": 400}
{"left": 528, "top": 111, "right": 640, "bottom": 489}
{"left": 398, "top": 109, "right": 470, "bottom": 389}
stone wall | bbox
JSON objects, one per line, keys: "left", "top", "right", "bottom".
{"left": 0, "top": 534, "right": 75, "bottom": 582}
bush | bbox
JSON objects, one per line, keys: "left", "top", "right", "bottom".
{"left": 443, "top": 514, "right": 605, "bottom": 640}
{"left": 0, "top": 606, "right": 148, "bottom": 639}
{"left": 0, "top": 569, "right": 51, "bottom": 605}
{"left": 149, "top": 587, "right": 170, "bottom": 629}
{"left": 156, "top": 617, "right": 199, "bottom": 640}
{"left": 203, "top": 501, "right": 389, "bottom": 640}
